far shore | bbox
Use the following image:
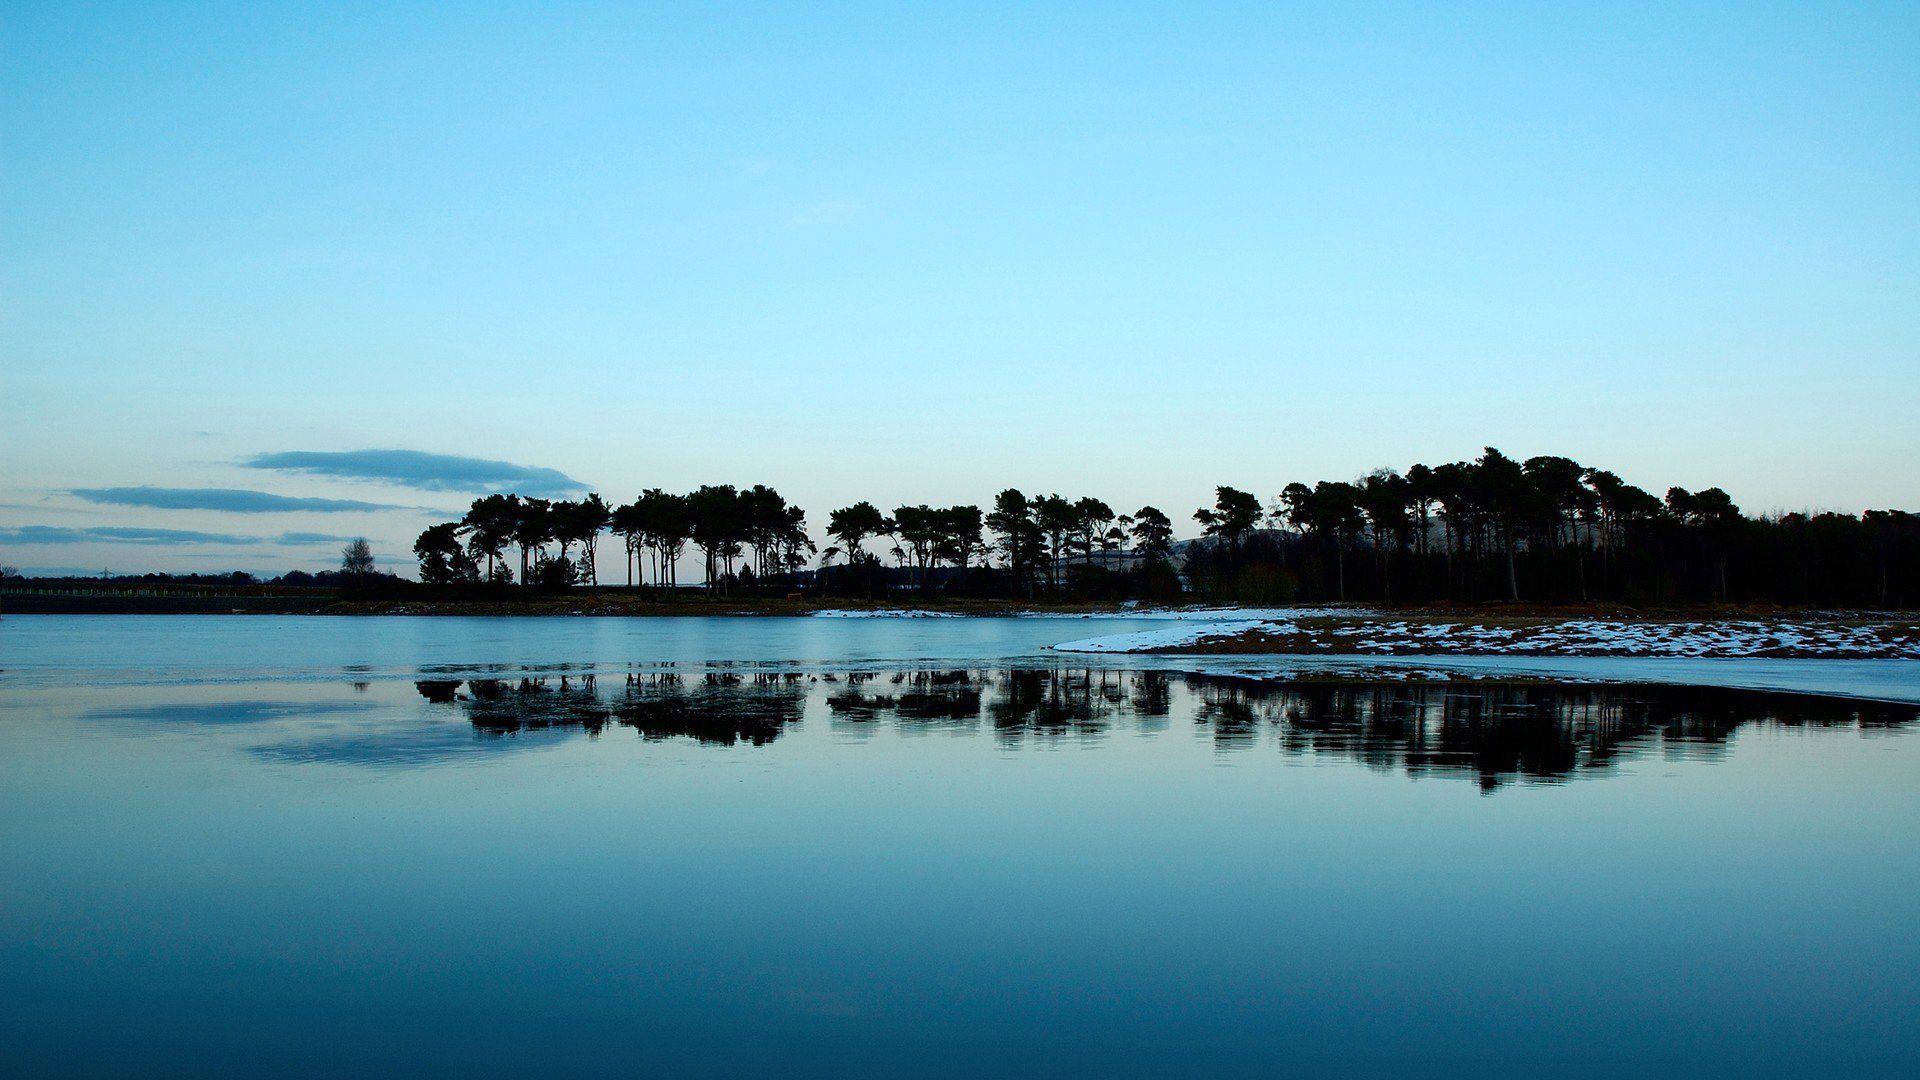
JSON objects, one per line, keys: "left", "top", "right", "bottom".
{"left": 3, "top": 584, "right": 1914, "bottom": 624}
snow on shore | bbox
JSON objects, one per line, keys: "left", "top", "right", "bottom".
{"left": 811, "top": 609, "right": 963, "bottom": 619}
{"left": 1054, "top": 618, "right": 1920, "bottom": 659}
{"left": 1052, "top": 619, "right": 1285, "bottom": 653}
{"left": 1021, "top": 606, "right": 1376, "bottom": 621}
{"left": 812, "top": 606, "right": 1370, "bottom": 622}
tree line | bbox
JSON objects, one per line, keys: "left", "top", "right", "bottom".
{"left": 412, "top": 448, "right": 1920, "bottom": 607}
{"left": 1183, "top": 448, "right": 1918, "bottom": 607}
{"left": 414, "top": 486, "right": 812, "bottom": 593}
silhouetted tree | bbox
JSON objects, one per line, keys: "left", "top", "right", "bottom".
{"left": 1033, "top": 494, "right": 1077, "bottom": 590}
{"left": 687, "top": 485, "right": 745, "bottom": 593}
{"left": 461, "top": 494, "right": 517, "bottom": 583}
{"left": 1072, "top": 496, "right": 1116, "bottom": 573}
{"left": 1194, "top": 486, "right": 1262, "bottom": 553}
{"left": 414, "top": 523, "right": 477, "bottom": 585}
{"left": 987, "top": 490, "right": 1042, "bottom": 597}
{"left": 340, "top": 537, "right": 376, "bottom": 582}
{"left": 561, "top": 493, "right": 612, "bottom": 588}
{"left": 510, "top": 496, "right": 552, "bottom": 586}
{"left": 403, "top": 452, "right": 1917, "bottom": 608}
{"left": 939, "top": 505, "right": 985, "bottom": 581}
{"left": 826, "top": 501, "right": 890, "bottom": 597}
{"left": 1356, "top": 470, "right": 1409, "bottom": 602}
{"left": 1667, "top": 485, "right": 1742, "bottom": 601}
{"left": 893, "top": 505, "right": 945, "bottom": 591}
{"left": 1473, "top": 448, "right": 1528, "bottom": 600}
{"left": 1128, "top": 506, "right": 1174, "bottom": 561}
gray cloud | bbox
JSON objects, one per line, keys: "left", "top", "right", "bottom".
{"left": 245, "top": 449, "right": 586, "bottom": 496}
{"left": 0, "top": 522, "right": 405, "bottom": 545}
{"left": 0, "top": 525, "right": 257, "bottom": 546}
{"left": 276, "top": 531, "right": 358, "bottom": 546}
{"left": 0, "top": 526, "right": 368, "bottom": 547}
{"left": 71, "top": 486, "right": 406, "bottom": 513}
{"left": 91, "top": 526, "right": 260, "bottom": 545}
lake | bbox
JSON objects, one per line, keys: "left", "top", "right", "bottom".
{"left": 3, "top": 615, "right": 1917, "bottom": 1078}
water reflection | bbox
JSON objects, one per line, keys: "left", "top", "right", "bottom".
{"left": 402, "top": 667, "right": 1916, "bottom": 788}
{"left": 86, "top": 699, "right": 377, "bottom": 726}
{"left": 1183, "top": 673, "right": 1915, "bottom": 788}
{"left": 426, "top": 672, "right": 808, "bottom": 747}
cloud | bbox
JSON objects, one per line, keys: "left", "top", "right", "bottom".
{"left": 71, "top": 487, "right": 406, "bottom": 513}
{"left": 275, "top": 531, "right": 357, "bottom": 546}
{"left": 90, "top": 527, "right": 261, "bottom": 545}
{"left": 245, "top": 450, "right": 586, "bottom": 496}
{"left": 0, "top": 526, "right": 363, "bottom": 547}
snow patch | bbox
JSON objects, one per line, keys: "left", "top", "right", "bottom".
{"left": 811, "top": 609, "right": 964, "bottom": 619}
{"left": 1053, "top": 620, "right": 1278, "bottom": 653}
{"left": 1054, "top": 616, "right": 1920, "bottom": 659}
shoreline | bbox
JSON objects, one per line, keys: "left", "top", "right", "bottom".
{"left": 1052, "top": 614, "right": 1920, "bottom": 661}
{"left": 3, "top": 590, "right": 1915, "bottom": 623}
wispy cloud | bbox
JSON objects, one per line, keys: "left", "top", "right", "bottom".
{"left": 0, "top": 526, "right": 366, "bottom": 547}
{"left": 0, "top": 525, "right": 259, "bottom": 546}
{"left": 245, "top": 450, "right": 586, "bottom": 497}
{"left": 275, "top": 531, "right": 357, "bottom": 546}
{"left": 71, "top": 487, "right": 406, "bottom": 513}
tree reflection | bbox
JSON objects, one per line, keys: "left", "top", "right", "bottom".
{"left": 613, "top": 672, "right": 805, "bottom": 746}
{"left": 1181, "top": 675, "right": 1912, "bottom": 790}
{"left": 411, "top": 667, "right": 1916, "bottom": 785}
{"left": 418, "top": 671, "right": 805, "bottom": 746}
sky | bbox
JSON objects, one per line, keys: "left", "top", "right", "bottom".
{"left": 3, "top": 1, "right": 1916, "bottom": 578}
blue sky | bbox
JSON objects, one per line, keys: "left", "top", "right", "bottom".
{"left": 3, "top": 2, "right": 1916, "bottom": 577}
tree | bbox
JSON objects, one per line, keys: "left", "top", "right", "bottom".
{"left": 1032, "top": 494, "right": 1078, "bottom": 590}
{"left": 1405, "top": 463, "right": 1436, "bottom": 558}
{"left": 1472, "top": 448, "right": 1528, "bottom": 600}
{"left": 892, "top": 505, "right": 945, "bottom": 591}
{"left": 511, "top": 496, "right": 552, "bottom": 586}
{"left": 739, "top": 485, "right": 797, "bottom": 583}
{"left": 827, "top": 501, "right": 890, "bottom": 597}
{"left": 1072, "top": 497, "right": 1116, "bottom": 572}
{"left": 1312, "top": 482, "right": 1366, "bottom": 601}
{"left": 610, "top": 498, "right": 645, "bottom": 587}
{"left": 341, "top": 537, "right": 376, "bottom": 580}
{"left": 632, "top": 489, "right": 693, "bottom": 590}
{"left": 776, "top": 504, "right": 816, "bottom": 586}
{"left": 562, "top": 493, "right": 613, "bottom": 588}
{"left": 414, "top": 523, "right": 477, "bottom": 585}
{"left": 1356, "top": 470, "right": 1409, "bottom": 601}
{"left": 939, "top": 505, "right": 985, "bottom": 581}
{"left": 1428, "top": 462, "right": 1476, "bottom": 589}
{"left": 1193, "top": 486, "right": 1262, "bottom": 552}
{"left": 1667, "top": 485, "right": 1742, "bottom": 601}
{"left": 460, "top": 494, "right": 517, "bottom": 583}
{"left": 1127, "top": 506, "right": 1174, "bottom": 562}
{"left": 986, "top": 490, "right": 1041, "bottom": 597}
{"left": 687, "top": 485, "right": 745, "bottom": 592}
{"left": 1281, "top": 481, "right": 1364, "bottom": 601}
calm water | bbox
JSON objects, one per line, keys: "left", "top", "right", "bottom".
{"left": 3, "top": 616, "right": 1918, "bottom": 1078}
